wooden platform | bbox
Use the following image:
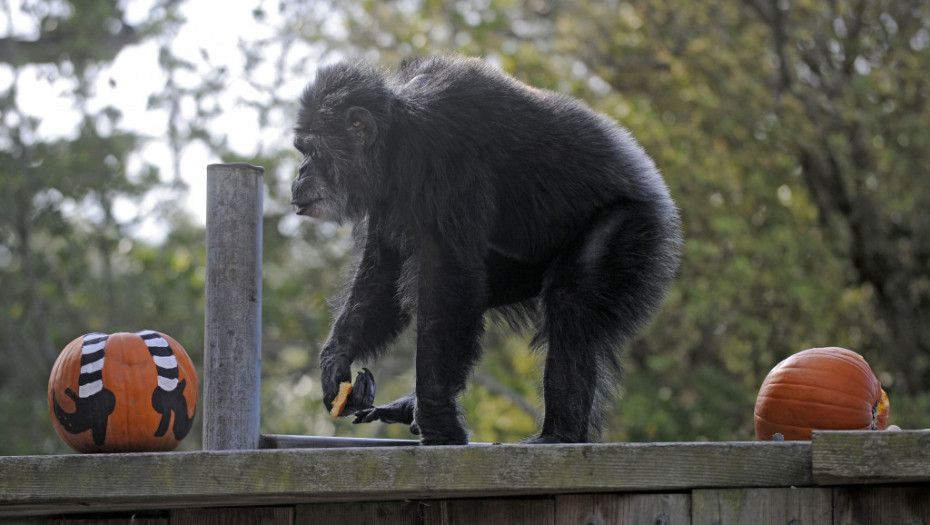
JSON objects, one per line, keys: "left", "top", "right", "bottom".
{"left": 2, "top": 431, "right": 928, "bottom": 524}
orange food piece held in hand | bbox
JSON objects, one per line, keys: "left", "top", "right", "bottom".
{"left": 330, "top": 382, "right": 353, "bottom": 417}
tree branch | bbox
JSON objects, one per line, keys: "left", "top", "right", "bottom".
{"left": 473, "top": 372, "right": 542, "bottom": 421}
{"left": 0, "top": 24, "right": 138, "bottom": 67}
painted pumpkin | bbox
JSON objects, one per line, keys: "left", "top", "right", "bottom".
{"left": 48, "top": 331, "right": 198, "bottom": 453}
{"left": 754, "top": 347, "right": 889, "bottom": 441}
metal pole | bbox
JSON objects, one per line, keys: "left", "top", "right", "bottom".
{"left": 203, "top": 163, "right": 263, "bottom": 450}
{"left": 258, "top": 434, "right": 495, "bottom": 449}
{"left": 258, "top": 434, "right": 423, "bottom": 449}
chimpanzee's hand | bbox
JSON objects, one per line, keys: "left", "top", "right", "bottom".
{"left": 320, "top": 352, "right": 351, "bottom": 412}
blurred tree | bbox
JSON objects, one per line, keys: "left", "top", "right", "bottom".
{"left": 0, "top": 0, "right": 142, "bottom": 67}
{"left": 744, "top": 0, "right": 930, "bottom": 390}
{"left": 0, "top": 0, "right": 194, "bottom": 454}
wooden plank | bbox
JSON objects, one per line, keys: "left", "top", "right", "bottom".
{"left": 691, "top": 488, "right": 833, "bottom": 525}
{"left": 259, "top": 434, "right": 421, "bottom": 449}
{"left": 296, "top": 500, "right": 423, "bottom": 524}
{"left": 0, "top": 442, "right": 812, "bottom": 517}
{"left": 43, "top": 515, "right": 167, "bottom": 525}
{"left": 259, "top": 434, "right": 492, "bottom": 448}
{"left": 555, "top": 493, "right": 691, "bottom": 524}
{"left": 833, "top": 486, "right": 930, "bottom": 525}
{"left": 812, "top": 430, "right": 930, "bottom": 485}
{"left": 203, "top": 163, "right": 264, "bottom": 451}
{"left": 171, "top": 506, "right": 292, "bottom": 525}
{"left": 1, "top": 512, "right": 166, "bottom": 524}
{"left": 0, "top": 518, "right": 42, "bottom": 524}
{"left": 692, "top": 488, "right": 832, "bottom": 525}
{"left": 419, "top": 497, "right": 554, "bottom": 524}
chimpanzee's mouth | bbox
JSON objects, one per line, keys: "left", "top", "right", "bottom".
{"left": 291, "top": 198, "right": 321, "bottom": 216}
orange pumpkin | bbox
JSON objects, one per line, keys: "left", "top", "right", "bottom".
{"left": 754, "top": 347, "right": 889, "bottom": 441}
{"left": 48, "top": 331, "right": 198, "bottom": 453}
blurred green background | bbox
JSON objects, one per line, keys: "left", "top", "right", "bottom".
{"left": 1, "top": 0, "right": 928, "bottom": 454}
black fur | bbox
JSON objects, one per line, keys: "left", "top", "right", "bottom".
{"left": 292, "top": 56, "right": 682, "bottom": 445}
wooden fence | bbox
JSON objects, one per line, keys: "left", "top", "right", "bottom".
{"left": 3, "top": 165, "right": 928, "bottom": 523}
{"left": 1, "top": 430, "right": 929, "bottom": 523}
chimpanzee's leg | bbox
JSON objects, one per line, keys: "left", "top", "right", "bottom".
{"left": 353, "top": 250, "right": 545, "bottom": 434}
{"left": 530, "top": 200, "right": 680, "bottom": 443}
{"left": 354, "top": 250, "right": 544, "bottom": 432}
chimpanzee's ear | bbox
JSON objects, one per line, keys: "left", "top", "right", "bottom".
{"left": 346, "top": 107, "right": 378, "bottom": 149}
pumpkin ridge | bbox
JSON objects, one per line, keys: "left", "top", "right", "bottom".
{"left": 753, "top": 403, "right": 872, "bottom": 424}
{"left": 757, "top": 382, "right": 878, "bottom": 405}
{"left": 756, "top": 395, "right": 871, "bottom": 411}
{"left": 755, "top": 416, "right": 871, "bottom": 432}
{"left": 773, "top": 362, "right": 877, "bottom": 393}
{"left": 775, "top": 349, "right": 878, "bottom": 393}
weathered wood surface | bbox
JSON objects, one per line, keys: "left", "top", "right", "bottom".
{"left": 296, "top": 500, "right": 425, "bottom": 525}
{"left": 173, "top": 506, "right": 293, "bottom": 525}
{"left": 554, "top": 493, "right": 691, "bottom": 525}
{"left": 833, "top": 486, "right": 930, "bottom": 525}
{"left": 0, "top": 441, "right": 811, "bottom": 517}
{"left": 10, "top": 487, "right": 930, "bottom": 524}
{"left": 419, "top": 498, "right": 555, "bottom": 525}
{"left": 203, "top": 162, "right": 264, "bottom": 451}
{"left": 45, "top": 516, "right": 168, "bottom": 525}
{"left": 692, "top": 488, "right": 832, "bottom": 525}
{"left": 300, "top": 494, "right": 692, "bottom": 525}
{"left": 812, "top": 430, "right": 930, "bottom": 485}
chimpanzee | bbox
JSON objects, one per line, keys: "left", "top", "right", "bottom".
{"left": 291, "top": 55, "right": 682, "bottom": 445}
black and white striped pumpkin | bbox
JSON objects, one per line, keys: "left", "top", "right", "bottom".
{"left": 48, "top": 330, "right": 198, "bottom": 453}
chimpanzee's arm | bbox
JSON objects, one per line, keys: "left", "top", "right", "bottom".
{"left": 320, "top": 220, "right": 410, "bottom": 411}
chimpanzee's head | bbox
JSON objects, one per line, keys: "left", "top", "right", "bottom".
{"left": 291, "top": 62, "right": 392, "bottom": 222}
